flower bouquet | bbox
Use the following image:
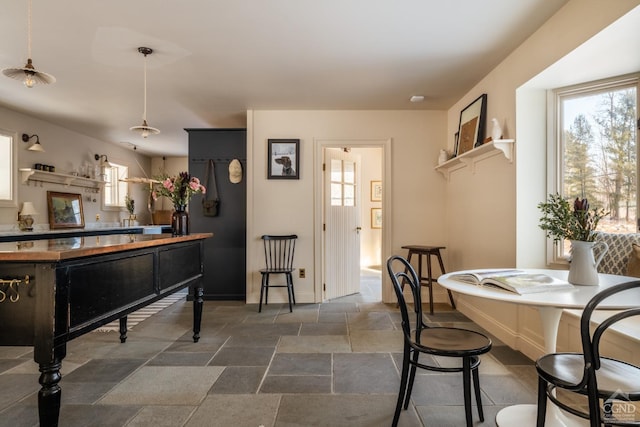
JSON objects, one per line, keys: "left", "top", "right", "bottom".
{"left": 537, "top": 193, "right": 607, "bottom": 243}
{"left": 538, "top": 193, "right": 609, "bottom": 285}
{"left": 152, "top": 172, "right": 206, "bottom": 235}
{"left": 152, "top": 172, "right": 206, "bottom": 209}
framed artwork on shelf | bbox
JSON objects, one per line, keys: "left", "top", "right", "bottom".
{"left": 370, "top": 180, "right": 382, "bottom": 201}
{"left": 371, "top": 208, "right": 382, "bottom": 229}
{"left": 47, "top": 191, "right": 85, "bottom": 229}
{"left": 456, "top": 93, "right": 487, "bottom": 156}
{"left": 452, "top": 132, "right": 459, "bottom": 158}
{"left": 268, "top": 139, "right": 300, "bottom": 179}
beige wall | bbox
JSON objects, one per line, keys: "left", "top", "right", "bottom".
{"left": 0, "top": 106, "right": 152, "bottom": 228}
{"left": 444, "top": 1, "right": 640, "bottom": 360}
{"left": 246, "top": 109, "right": 447, "bottom": 304}
{"left": 150, "top": 156, "right": 188, "bottom": 211}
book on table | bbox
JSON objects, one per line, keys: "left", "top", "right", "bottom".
{"left": 450, "top": 269, "right": 573, "bottom": 295}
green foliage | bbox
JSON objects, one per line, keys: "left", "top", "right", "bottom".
{"left": 538, "top": 193, "right": 608, "bottom": 242}
{"left": 125, "top": 194, "right": 135, "bottom": 215}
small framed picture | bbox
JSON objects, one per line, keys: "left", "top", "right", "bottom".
{"left": 370, "top": 181, "right": 382, "bottom": 202}
{"left": 47, "top": 191, "right": 85, "bottom": 229}
{"left": 371, "top": 208, "right": 382, "bottom": 229}
{"left": 268, "top": 139, "right": 300, "bottom": 179}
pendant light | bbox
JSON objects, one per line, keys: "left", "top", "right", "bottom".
{"left": 2, "top": 0, "right": 56, "bottom": 88}
{"left": 130, "top": 47, "right": 160, "bottom": 138}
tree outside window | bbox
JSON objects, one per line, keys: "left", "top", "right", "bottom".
{"left": 560, "top": 80, "right": 638, "bottom": 235}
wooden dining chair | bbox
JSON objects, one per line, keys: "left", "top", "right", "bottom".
{"left": 259, "top": 234, "right": 297, "bottom": 312}
{"left": 535, "top": 280, "right": 640, "bottom": 426}
{"left": 387, "top": 255, "right": 492, "bottom": 427}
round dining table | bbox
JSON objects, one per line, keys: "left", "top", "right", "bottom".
{"left": 438, "top": 268, "right": 640, "bottom": 427}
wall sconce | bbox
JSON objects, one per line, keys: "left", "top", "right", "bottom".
{"left": 94, "top": 154, "right": 114, "bottom": 168}
{"left": 18, "top": 202, "right": 38, "bottom": 231}
{"left": 22, "top": 134, "right": 45, "bottom": 152}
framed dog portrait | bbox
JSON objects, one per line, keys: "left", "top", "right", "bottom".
{"left": 47, "top": 191, "right": 85, "bottom": 229}
{"left": 268, "top": 139, "right": 300, "bottom": 180}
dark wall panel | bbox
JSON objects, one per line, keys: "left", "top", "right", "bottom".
{"left": 187, "top": 128, "right": 247, "bottom": 300}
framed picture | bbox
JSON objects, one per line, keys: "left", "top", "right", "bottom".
{"left": 371, "top": 208, "right": 382, "bottom": 229}
{"left": 452, "top": 132, "right": 460, "bottom": 158}
{"left": 47, "top": 191, "right": 85, "bottom": 229}
{"left": 456, "top": 93, "right": 487, "bottom": 156}
{"left": 370, "top": 180, "right": 382, "bottom": 201}
{"left": 268, "top": 139, "right": 300, "bottom": 179}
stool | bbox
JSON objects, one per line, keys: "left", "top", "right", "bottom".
{"left": 401, "top": 245, "right": 456, "bottom": 314}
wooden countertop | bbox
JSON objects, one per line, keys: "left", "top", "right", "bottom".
{"left": 0, "top": 233, "right": 213, "bottom": 262}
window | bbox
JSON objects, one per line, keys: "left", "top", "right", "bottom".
{"left": 102, "top": 162, "right": 128, "bottom": 210}
{"left": 330, "top": 158, "right": 356, "bottom": 206}
{"left": 551, "top": 74, "right": 638, "bottom": 258}
{"left": 0, "top": 129, "right": 16, "bottom": 208}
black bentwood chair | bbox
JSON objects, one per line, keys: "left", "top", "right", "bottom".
{"left": 259, "top": 235, "right": 297, "bottom": 313}
{"left": 387, "top": 255, "right": 492, "bottom": 427}
{"left": 535, "top": 280, "right": 640, "bottom": 427}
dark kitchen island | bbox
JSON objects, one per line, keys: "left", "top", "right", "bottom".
{"left": 0, "top": 232, "right": 212, "bottom": 427}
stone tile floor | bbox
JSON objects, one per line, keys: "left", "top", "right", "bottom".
{"left": 0, "top": 271, "right": 539, "bottom": 426}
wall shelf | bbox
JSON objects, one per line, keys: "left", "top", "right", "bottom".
{"left": 435, "top": 139, "right": 515, "bottom": 179}
{"left": 20, "top": 168, "right": 105, "bottom": 189}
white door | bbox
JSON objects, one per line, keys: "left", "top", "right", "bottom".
{"left": 324, "top": 148, "right": 361, "bottom": 300}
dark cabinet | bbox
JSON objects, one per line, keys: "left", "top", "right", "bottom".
{"left": 187, "top": 128, "right": 246, "bottom": 300}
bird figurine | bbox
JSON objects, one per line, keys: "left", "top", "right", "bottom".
{"left": 491, "top": 118, "right": 503, "bottom": 141}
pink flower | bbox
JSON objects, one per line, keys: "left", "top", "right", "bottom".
{"left": 163, "top": 178, "right": 174, "bottom": 192}
{"left": 189, "top": 181, "right": 200, "bottom": 191}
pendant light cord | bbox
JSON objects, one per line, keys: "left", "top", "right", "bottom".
{"left": 27, "top": 0, "right": 32, "bottom": 59}
{"left": 142, "top": 53, "right": 148, "bottom": 122}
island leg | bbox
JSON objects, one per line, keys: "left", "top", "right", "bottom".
{"left": 192, "top": 285, "right": 203, "bottom": 342}
{"left": 119, "top": 316, "right": 128, "bottom": 343}
{"left": 38, "top": 359, "right": 62, "bottom": 427}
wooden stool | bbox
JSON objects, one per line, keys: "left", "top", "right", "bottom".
{"left": 401, "top": 245, "right": 456, "bottom": 314}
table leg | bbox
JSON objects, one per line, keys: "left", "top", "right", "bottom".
{"left": 119, "top": 316, "right": 128, "bottom": 343}
{"left": 192, "top": 284, "right": 203, "bottom": 343}
{"left": 38, "top": 360, "right": 62, "bottom": 427}
{"left": 495, "top": 306, "right": 588, "bottom": 427}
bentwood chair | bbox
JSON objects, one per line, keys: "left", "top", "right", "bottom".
{"left": 387, "top": 255, "right": 492, "bottom": 427}
{"left": 259, "top": 235, "right": 297, "bottom": 313}
{"left": 535, "top": 280, "right": 640, "bottom": 426}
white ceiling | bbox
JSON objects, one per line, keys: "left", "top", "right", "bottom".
{"left": 0, "top": 0, "right": 569, "bottom": 156}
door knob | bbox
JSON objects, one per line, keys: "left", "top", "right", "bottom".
{"left": 356, "top": 226, "right": 362, "bottom": 234}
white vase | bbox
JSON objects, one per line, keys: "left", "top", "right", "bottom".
{"left": 568, "top": 240, "right": 608, "bottom": 286}
{"left": 438, "top": 149, "right": 448, "bottom": 165}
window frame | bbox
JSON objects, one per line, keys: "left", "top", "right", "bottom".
{"left": 547, "top": 73, "right": 639, "bottom": 264}
{"left": 0, "top": 128, "right": 17, "bottom": 208}
{"left": 101, "top": 161, "right": 129, "bottom": 211}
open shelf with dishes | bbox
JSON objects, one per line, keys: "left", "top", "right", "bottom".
{"left": 19, "top": 168, "right": 105, "bottom": 189}
{"left": 435, "top": 139, "right": 515, "bottom": 180}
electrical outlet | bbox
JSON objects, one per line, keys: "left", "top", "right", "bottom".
{"left": 299, "top": 268, "right": 306, "bottom": 278}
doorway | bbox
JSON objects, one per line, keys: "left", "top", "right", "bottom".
{"left": 314, "top": 139, "right": 391, "bottom": 303}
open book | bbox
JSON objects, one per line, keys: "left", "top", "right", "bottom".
{"left": 450, "top": 270, "right": 573, "bottom": 295}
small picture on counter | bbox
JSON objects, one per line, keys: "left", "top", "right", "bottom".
{"left": 47, "top": 191, "right": 85, "bottom": 229}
